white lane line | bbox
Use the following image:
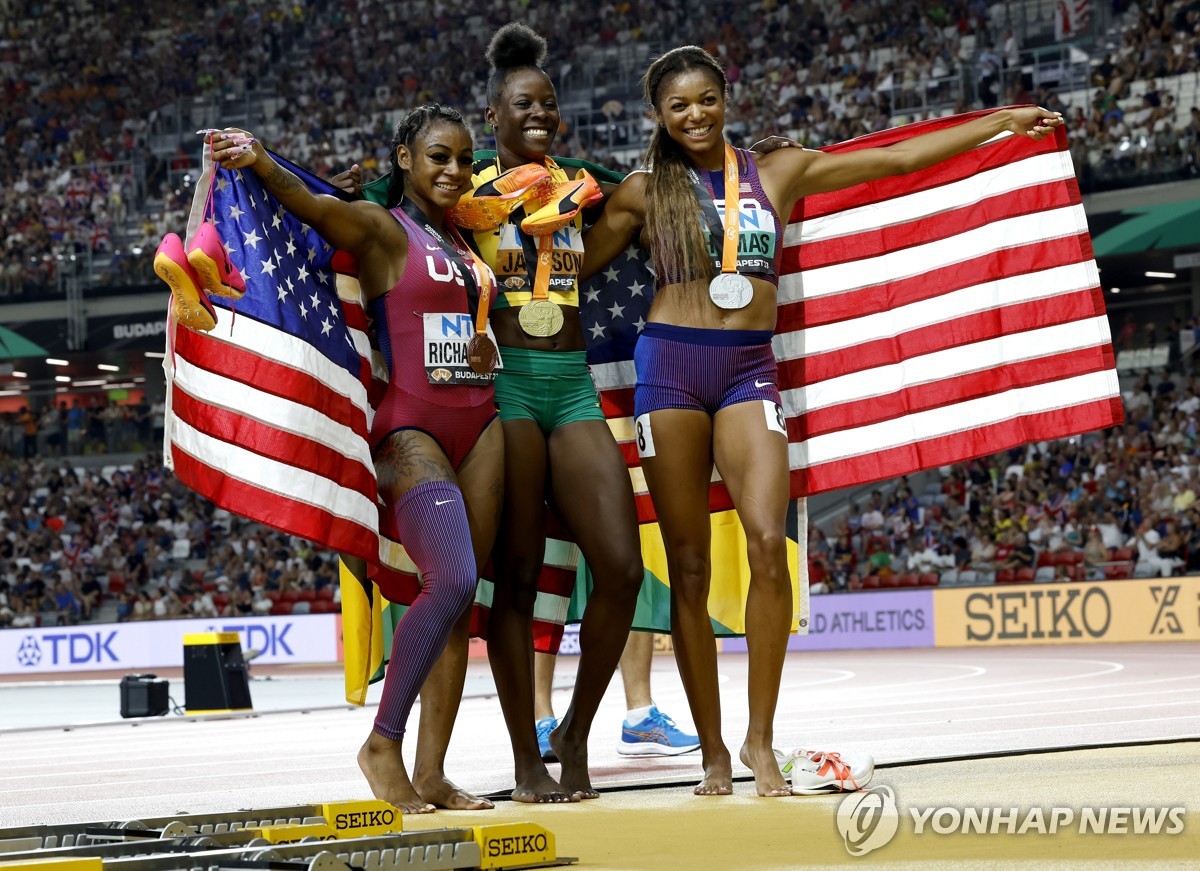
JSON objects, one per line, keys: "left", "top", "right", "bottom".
{"left": 811, "top": 657, "right": 1126, "bottom": 700}
{"left": 773, "top": 684, "right": 1200, "bottom": 724}
{"left": 810, "top": 714, "right": 1200, "bottom": 744}
{"left": 775, "top": 673, "right": 1200, "bottom": 715}
{"left": 787, "top": 701, "right": 1200, "bottom": 735}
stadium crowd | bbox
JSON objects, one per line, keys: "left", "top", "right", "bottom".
{"left": 4, "top": 0, "right": 1200, "bottom": 297}
{"left": 5, "top": 0, "right": 1200, "bottom": 628}
{"left": 4, "top": 344, "right": 1199, "bottom": 631}
{"left": 808, "top": 362, "right": 1200, "bottom": 593}
{"left": 0, "top": 454, "right": 341, "bottom": 630}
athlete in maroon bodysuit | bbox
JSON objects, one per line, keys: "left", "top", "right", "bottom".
{"left": 209, "top": 106, "right": 504, "bottom": 814}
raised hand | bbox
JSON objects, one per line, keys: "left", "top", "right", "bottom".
{"left": 1004, "top": 106, "right": 1064, "bottom": 140}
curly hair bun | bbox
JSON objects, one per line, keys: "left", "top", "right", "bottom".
{"left": 486, "top": 22, "right": 547, "bottom": 71}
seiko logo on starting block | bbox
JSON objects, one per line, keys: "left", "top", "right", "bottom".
{"left": 473, "top": 822, "right": 555, "bottom": 869}
{"left": 320, "top": 800, "right": 402, "bottom": 837}
{"left": 252, "top": 823, "right": 336, "bottom": 844}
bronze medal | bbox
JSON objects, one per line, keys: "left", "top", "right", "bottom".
{"left": 466, "top": 332, "right": 499, "bottom": 374}
{"left": 518, "top": 299, "right": 564, "bottom": 337}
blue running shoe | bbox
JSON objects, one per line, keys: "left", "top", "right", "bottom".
{"left": 536, "top": 717, "right": 558, "bottom": 762}
{"left": 617, "top": 706, "right": 700, "bottom": 756}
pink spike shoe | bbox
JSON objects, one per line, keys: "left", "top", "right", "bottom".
{"left": 186, "top": 222, "right": 245, "bottom": 299}
{"left": 154, "top": 233, "right": 217, "bottom": 332}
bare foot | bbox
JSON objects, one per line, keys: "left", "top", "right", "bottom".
{"left": 413, "top": 770, "right": 495, "bottom": 810}
{"left": 549, "top": 725, "right": 599, "bottom": 800}
{"left": 511, "top": 763, "right": 579, "bottom": 804}
{"left": 694, "top": 747, "right": 734, "bottom": 796}
{"left": 739, "top": 744, "right": 790, "bottom": 797}
{"left": 357, "top": 733, "right": 436, "bottom": 814}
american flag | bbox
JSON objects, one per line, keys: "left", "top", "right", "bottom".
{"left": 581, "top": 111, "right": 1121, "bottom": 514}
{"left": 165, "top": 154, "right": 382, "bottom": 565}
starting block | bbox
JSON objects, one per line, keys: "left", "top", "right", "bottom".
{"left": 0, "top": 800, "right": 573, "bottom": 871}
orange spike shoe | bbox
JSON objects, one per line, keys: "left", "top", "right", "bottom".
{"left": 154, "top": 233, "right": 217, "bottom": 332}
{"left": 449, "top": 163, "right": 555, "bottom": 229}
{"left": 186, "top": 222, "right": 246, "bottom": 299}
{"left": 520, "top": 170, "right": 603, "bottom": 235}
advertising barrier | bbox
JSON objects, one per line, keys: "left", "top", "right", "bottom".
{"left": 933, "top": 576, "right": 1200, "bottom": 647}
{"left": 722, "top": 588, "right": 936, "bottom": 653}
{"left": 4, "top": 577, "right": 1197, "bottom": 675}
{"left": 0, "top": 614, "right": 338, "bottom": 676}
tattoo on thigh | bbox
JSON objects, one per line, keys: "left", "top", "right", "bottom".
{"left": 375, "top": 431, "right": 452, "bottom": 491}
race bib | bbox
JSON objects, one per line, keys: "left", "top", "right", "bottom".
{"left": 706, "top": 198, "right": 777, "bottom": 274}
{"left": 422, "top": 313, "right": 503, "bottom": 385}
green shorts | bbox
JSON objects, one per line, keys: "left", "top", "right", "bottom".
{"left": 494, "top": 347, "right": 606, "bottom": 434}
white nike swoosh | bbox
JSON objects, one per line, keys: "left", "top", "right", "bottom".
{"left": 434, "top": 499, "right": 454, "bottom": 506}
{"left": 425, "top": 244, "right": 442, "bottom": 250}
{"left": 755, "top": 380, "right": 774, "bottom": 388}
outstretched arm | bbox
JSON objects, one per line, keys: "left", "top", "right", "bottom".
{"left": 210, "top": 130, "right": 383, "bottom": 257}
{"left": 762, "top": 106, "right": 1064, "bottom": 203}
{"left": 580, "top": 172, "right": 647, "bottom": 283}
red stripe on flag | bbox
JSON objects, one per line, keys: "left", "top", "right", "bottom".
{"left": 792, "top": 397, "right": 1123, "bottom": 495}
{"left": 777, "top": 234, "right": 1094, "bottom": 332}
{"left": 171, "top": 446, "right": 378, "bottom": 561}
{"left": 781, "top": 288, "right": 1105, "bottom": 385}
{"left": 795, "top": 117, "right": 1067, "bottom": 220}
{"left": 600, "top": 386, "right": 635, "bottom": 418}
{"left": 786, "top": 181, "right": 1078, "bottom": 272}
{"left": 175, "top": 328, "right": 367, "bottom": 434}
{"left": 792, "top": 344, "right": 1116, "bottom": 440}
{"left": 171, "top": 386, "right": 376, "bottom": 497}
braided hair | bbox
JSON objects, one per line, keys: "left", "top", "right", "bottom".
{"left": 486, "top": 22, "right": 549, "bottom": 105}
{"left": 384, "top": 103, "right": 469, "bottom": 208}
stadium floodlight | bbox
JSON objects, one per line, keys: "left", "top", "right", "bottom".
{"left": 11, "top": 371, "right": 26, "bottom": 378}
{"left": 72, "top": 379, "right": 107, "bottom": 387}
{"left": 46, "top": 358, "right": 68, "bottom": 366}
{"left": 1111, "top": 287, "right": 1121, "bottom": 294}
{"left": 144, "top": 351, "right": 167, "bottom": 359}
{"left": 1145, "top": 271, "right": 1176, "bottom": 279}
{"left": 54, "top": 375, "right": 70, "bottom": 383}
{"left": 98, "top": 364, "right": 120, "bottom": 372}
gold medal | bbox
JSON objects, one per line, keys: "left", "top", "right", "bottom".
{"left": 518, "top": 299, "right": 564, "bottom": 337}
{"left": 466, "top": 333, "right": 499, "bottom": 374}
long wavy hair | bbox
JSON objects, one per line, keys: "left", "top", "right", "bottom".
{"left": 384, "top": 103, "right": 469, "bottom": 208}
{"left": 641, "top": 46, "right": 728, "bottom": 297}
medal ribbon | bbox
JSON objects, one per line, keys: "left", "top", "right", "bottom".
{"left": 451, "top": 225, "right": 494, "bottom": 337}
{"left": 399, "top": 198, "right": 492, "bottom": 335}
{"left": 502, "top": 157, "right": 558, "bottom": 304}
{"left": 687, "top": 142, "right": 741, "bottom": 275}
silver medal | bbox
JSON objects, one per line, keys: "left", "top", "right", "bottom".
{"left": 708, "top": 272, "right": 753, "bottom": 310}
